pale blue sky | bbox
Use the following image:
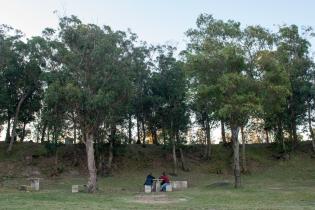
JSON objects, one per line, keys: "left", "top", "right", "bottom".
{"left": 1, "top": 0, "right": 315, "bottom": 51}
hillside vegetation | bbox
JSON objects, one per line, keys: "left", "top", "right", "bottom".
{"left": 1, "top": 142, "right": 315, "bottom": 209}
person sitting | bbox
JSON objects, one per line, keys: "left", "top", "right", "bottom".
{"left": 144, "top": 172, "right": 155, "bottom": 187}
{"left": 159, "top": 172, "right": 170, "bottom": 192}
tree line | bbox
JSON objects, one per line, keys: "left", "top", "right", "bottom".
{"left": 1, "top": 14, "right": 315, "bottom": 192}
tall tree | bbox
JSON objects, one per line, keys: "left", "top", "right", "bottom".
{"left": 155, "top": 46, "right": 189, "bottom": 175}
{"left": 257, "top": 51, "right": 291, "bottom": 151}
{"left": 276, "top": 25, "right": 313, "bottom": 146}
{"left": 50, "top": 16, "right": 135, "bottom": 192}
{"left": 185, "top": 14, "right": 259, "bottom": 187}
{"left": 2, "top": 33, "right": 44, "bottom": 152}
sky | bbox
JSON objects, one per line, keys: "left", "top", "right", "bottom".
{"left": 0, "top": 0, "right": 314, "bottom": 142}
{"left": 1, "top": 0, "right": 315, "bottom": 51}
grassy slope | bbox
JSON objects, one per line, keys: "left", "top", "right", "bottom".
{"left": 0, "top": 142, "right": 315, "bottom": 210}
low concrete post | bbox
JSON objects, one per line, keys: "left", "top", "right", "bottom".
{"left": 28, "top": 178, "right": 41, "bottom": 191}
{"left": 144, "top": 185, "right": 152, "bottom": 193}
{"left": 72, "top": 185, "right": 79, "bottom": 193}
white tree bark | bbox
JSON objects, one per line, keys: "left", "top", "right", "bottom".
{"left": 231, "top": 125, "right": 241, "bottom": 188}
{"left": 85, "top": 132, "right": 97, "bottom": 193}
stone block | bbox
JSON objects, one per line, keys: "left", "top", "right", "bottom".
{"left": 72, "top": 185, "right": 79, "bottom": 193}
{"left": 144, "top": 185, "right": 152, "bottom": 193}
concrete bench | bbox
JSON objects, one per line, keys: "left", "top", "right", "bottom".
{"left": 170, "top": 181, "right": 188, "bottom": 191}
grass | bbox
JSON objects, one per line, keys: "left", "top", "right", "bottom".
{"left": 0, "top": 143, "right": 315, "bottom": 209}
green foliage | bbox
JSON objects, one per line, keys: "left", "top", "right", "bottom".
{"left": 216, "top": 73, "right": 259, "bottom": 126}
{"left": 185, "top": 14, "right": 315, "bottom": 148}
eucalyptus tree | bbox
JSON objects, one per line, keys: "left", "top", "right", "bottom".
{"left": 276, "top": 25, "right": 314, "bottom": 146}
{"left": 185, "top": 14, "right": 260, "bottom": 187}
{"left": 216, "top": 46, "right": 259, "bottom": 188}
{"left": 35, "top": 27, "right": 70, "bottom": 144}
{"left": 17, "top": 88, "right": 42, "bottom": 142}
{"left": 154, "top": 46, "right": 189, "bottom": 174}
{"left": 241, "top": 26, "right": 275, "bottom": 145}
{"left": 0, "top": 25, "right": 24, "bottom": 143}
{"left": 256, "top": 51, "right": 291, "bottom": 151}
{"left": 129, "top": 44, "right": 152, "bottom": 145}
{"left": 45, "top": 16, "right": 136, "bottom": 192}
{"left": 184, "top": 36, "right": 219, "bottom": 159}
{"left": 185, "top": 14, "right": 235, "bottom": 156}
{"left": 0, "top": 25, "right": 44, "bottom": 152}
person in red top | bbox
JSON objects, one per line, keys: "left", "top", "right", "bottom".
{"left": 159, "top": 172, "right": 170, "bottom": 192}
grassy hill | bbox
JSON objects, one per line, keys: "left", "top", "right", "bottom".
{"left": 0, "top": 142, "right": 315, "bottom": 209}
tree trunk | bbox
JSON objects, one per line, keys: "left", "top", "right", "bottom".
{"left": 307, "top": 101, "right": 315, "bottom": 153}
{"left": 179, "top": 148, "right": 188, "bottom": 171}
{"left": 7, "top": 93, "right": 29, "bottom": 153}
{"left": 20, "top": 121, "right": 27, "bottom": 142}
{"left": 163, "top": 128, "right": 166, "bottom": 145}
{"left": 241, "top": 126, "right": 247, "bottom": 173}
{"left": 292, "top": 119, "right": 298, "bottom": 148}
{"left": 231, "top": 124, "right": 241, "bottom": 188}
{"left": 152, "top": 127, "right": 158, "bottom": 145}
{"left": 142, "top": 120, "right": 146, "bottom": 145}
{"left": 288, "top": 129, "right": 293, "bottom": 144}
{"left": 172, "top": 139, "right": 177, "bottom": 175}
{"left": 107, "top": 125, "right": 116, "bottom": 174}
{"left": 85, "top": 132, "right": 97, "bottom": 193}
{"left": 136, "top": 117, "right": 141, "bottom": 144}
{"left": 265, "top": 129, "right": 269, "bottom": 144}
{"left": 5, "top": 115, "right": 11, "bottom": 143}
{"left": 289, "top": 107, "right": 298, "bottom": 144}
{"left": 128, "top": 114, "right": 132, "bottom": 144}
{"left": 277, "top": 120, "right": 285, "bottom": 152}
{"left": 78, "top": 129, "right": 82, "bottom": 143}
{"left": 221, "top": 120, "right": 227, "bottom": 144}
{"left": 47, "top": 128, "right": 50, "bottom": 142}
{"left": 40, "top": 123, "right": 47, "bottom": 143}
{"left": 171, "top": 122, "right": 177, "bottom": 175}
{"left": 36, "top": 130, "right": 40, "bottom": 143}
{"left": 98, "top": 153, "right": 105, "bottom": 176}
{"left": 73, "top": 118, "right": 77, "bottom": 144}
{"left": 205, "top": 117, "right": 211, "bottom": 160}
{"left": 54, "top": 148, "right": 59, "bottom": 171}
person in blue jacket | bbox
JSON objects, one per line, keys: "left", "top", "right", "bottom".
{"left": 144, "top": 172, "right": 155, "bottom": 186}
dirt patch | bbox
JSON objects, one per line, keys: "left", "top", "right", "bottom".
{"left": 133, "top": 194, "right": 187, "bottom": 204}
